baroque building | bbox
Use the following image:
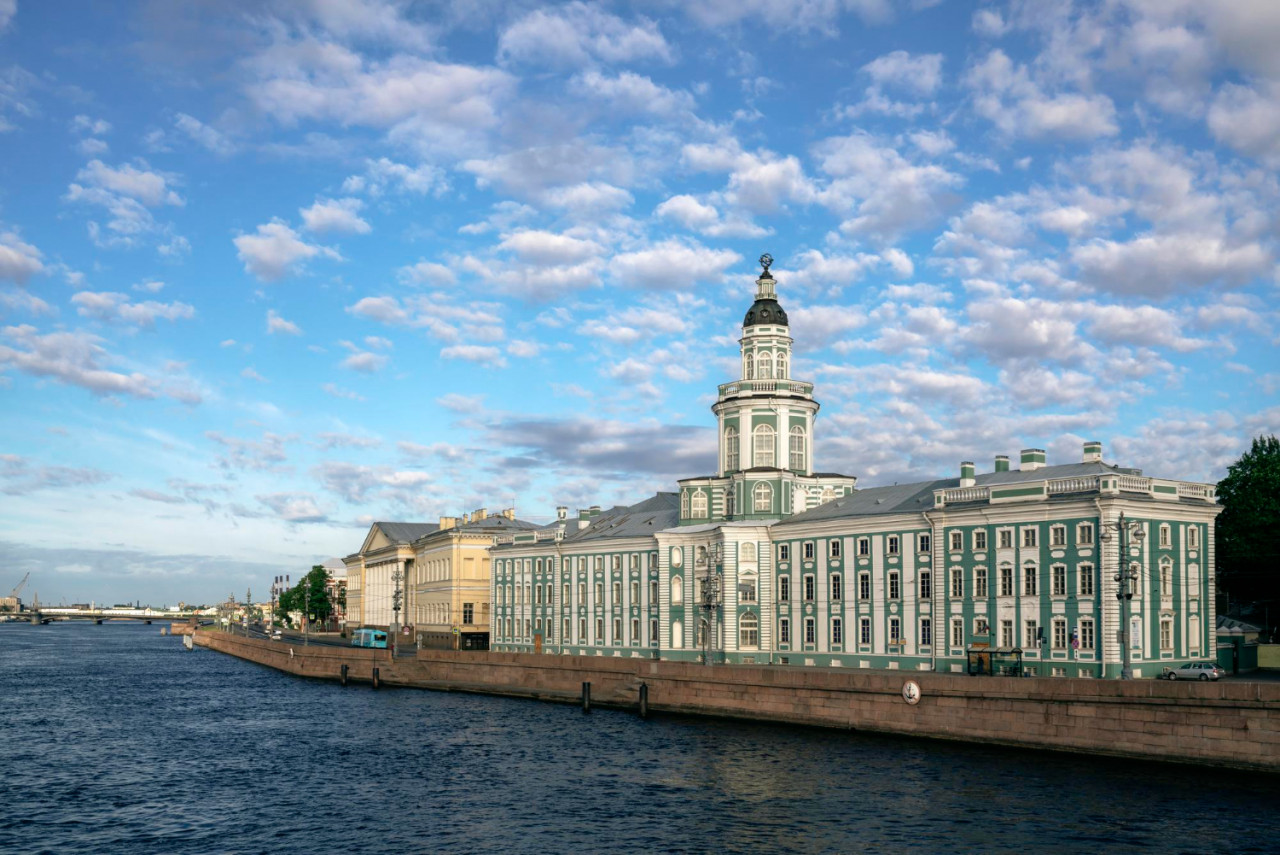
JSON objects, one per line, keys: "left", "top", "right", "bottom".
{"left": 491, "top": 256, "right": 1222, "bottom": 678}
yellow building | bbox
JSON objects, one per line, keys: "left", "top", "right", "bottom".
{"left": 345, "top": 509, "right": 536, "bottom": 649}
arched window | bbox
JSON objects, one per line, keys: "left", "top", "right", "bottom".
{"left": 753, "top": 482, "right": 773, "bottom": 512}
{"left": 776, "top": 351, "right": 788, "bottom": 379}
{"left": 754, "top": 424, "right": 775, "bottom": 467}
{"left": 671, "top": 575, "right": 683, "bottom": 604}
{"left": 739, "top": 613, "right": 759, "bottom": 648}
{"left": 724, "top": 426, "right": 739, "bottom": 471}
{"left": 1189, "top": 615, "right": 1201, "bottom": 654}
{"left": 758, "top": 352, "right": 773, "bottom": 379}
{"left": 691, "top": 489, "right": 707, "bottom": 518}
{"left": 744, "top": 351, "right": 754, "bottom": 380}
{"left": 725, "top": 489, "right": 735, "bottom": 517}
{"left": 740, "top": 542, "right": 757, "bottom": 564}
{"left": 789, "top": 426, "right": 806, "bottom": 470}
{"left": 671, "top": 619, "right": 683, "bottom": 648}
{"left": 681, "top": 491, "right": 690, "bottom": 518}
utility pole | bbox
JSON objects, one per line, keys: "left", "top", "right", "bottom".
{"left": 304, "top": 581, "right": 310, "bottom": 647}
{"left": 1101, "top": 510, "right": 1146, "bottom": 679}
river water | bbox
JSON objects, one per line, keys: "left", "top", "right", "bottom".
{"left": 2, "top": 622, "right": 1276, "bottom": 854}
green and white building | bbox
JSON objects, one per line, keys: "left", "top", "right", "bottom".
{"left": 491, "top": 259, "right": 1222, "bottom": 678}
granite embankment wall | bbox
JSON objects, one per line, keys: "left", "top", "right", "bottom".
{"left": 194, "top": 631, "right": 1280, "bottom": 772}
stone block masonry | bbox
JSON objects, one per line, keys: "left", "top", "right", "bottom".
{"left": 195, "top": 631, "right": 1280, "bottom": 773}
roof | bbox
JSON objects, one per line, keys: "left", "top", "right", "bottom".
{"left": 564, "top": 493, "right": 680, "bottom": 543}
{"left": 776, "top": 461, "right": 1151, "bottom": 527}
{"left": 374, "top": 521, "right": 439, "bottom": 543}
{"left": 453, "top": 514, "right": 539, "bottom": 533}
{"left": 1217, "top": 616, "right": 1262, "bottom": 634}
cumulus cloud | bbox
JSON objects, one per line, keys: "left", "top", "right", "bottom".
{"left": 1072, "top": 234, "right": 1270, "bottom": 296}
{"left": 0, "top": 232, "right": 44, "bottom": 283}
{"left": 441, "top": 344, "right": 506, "bottom": 368}
{"left": 257, "top": 492, "right": 327, "bottom": 522}
{"left": 485, "top": 416, "right": 714, "bottom": 479}
{"left": 175, "top": 113, "right": 234, "bottom": 155}
{"left": 70, "top": 291, "right": 195, "bottom": 327}
{"left": 569, "top": 70, "right": 694, "bottom": 115}
{"left": 498, "top": 3, "right": 673, "bottom": 68}
{"left": 965, "top": 49, "right": 1118, "bottom": 140}
{"left": 0, "top": 454, "right": 113, "bottom": 496}
{"left": 73, "top": 160, "right": 183, "bottom": 207}
{"left": 340, "top": 350, "right": 388, "bottom": 372}
{"left": 342, "top": 157, "right": 445, "bottom": 196}
{"left": 206, "top": 430, "right": 292, "bottom": 471}
{"left": 299, "top": 197, "right": 371, "bottom": 234}
{"left": 266, "top": 308, "right": 302, "bottom": 335}
{"left": 862, "top": 50, "right": 943, "bottom": 95}
{"left": 1208, "top": 81, "right": 1280, "bottom": 166}
{"left": 498, "top": 230, "right": 602, "bottom": 265}
{"left": 0, "top": 325, "right": 162, "bottom": 399}
{"left": 234, "top": 220, "right": 341, "bottom": 281}
{"left": 654, "top": 194, "right": 768, "bottom": 238}
{"left": 609, "top": 239, "right": 739, "bottom": 290}
{"left": 313, "top": 460, "right": 432, "bottom": 504}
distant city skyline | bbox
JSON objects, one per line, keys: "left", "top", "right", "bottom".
{"left": 1, "top": 1, "right": 1277, "bottom": 605}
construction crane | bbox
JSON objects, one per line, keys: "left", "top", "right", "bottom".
{"left": 3, "top": 572, "right": 29, "bottom": 611}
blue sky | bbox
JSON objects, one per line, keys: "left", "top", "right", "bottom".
{"left": 1, "top": 0, "right": 1277, "bottom": 606}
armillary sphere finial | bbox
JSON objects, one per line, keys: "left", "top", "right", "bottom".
{"left": 759, "top": 252, "right": 773, "bottom": 274}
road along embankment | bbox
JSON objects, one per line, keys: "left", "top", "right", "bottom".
{"left": 194, "top": 631, "right": 1280, "bottom": 772}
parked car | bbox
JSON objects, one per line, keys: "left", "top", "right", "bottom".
{"left": 1166, "top": 661, "right": 1224, "bottom": 681}
{"left": 270, "top": 630, "right": 282, "bottom": 641}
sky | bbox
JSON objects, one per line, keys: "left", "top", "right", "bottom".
{"left": 1, "top": 0, "right": 1277, "bottom": 607}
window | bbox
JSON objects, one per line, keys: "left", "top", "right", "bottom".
{"left": 1024, "top": 565, "right": 1037, "bottom": 596}
{"left": 544, "top": 621, "right": 552, "bottom": 642}
{"left": 650, "top": 580, "right": 658, "bottom": 603}
{"left": 563, "top": 582, "right": 570, "bottom": 604}
{"left": 1023, "top": 528, "right": 1037, "bottom": 548}
{"left": 650, "top": 618, "right": 658, "bottom": 644}
{"left": 740, "top": 613, "right": 759, "bottom": 647}
{"left": 1051, "top": 525, "right": 1066, "bottom": 547}
{"left": 974, "top": 530, "right": 987, "bottom": 551}
{"left": 999, "top": 529, "right": 1013, "bottom": 549}
{"left": 631, "top": 580, "right": 640, "bottom": 603}
{"left": 1053, "top": 619, "right": 1067, "bottom": 649}
{"left": 535, "top": 585, "right": 543, "bottom": 605}
{"left": 950, "top": 531, "right": 963, "bottom": 551}
{"left": 463, "top": 603, "right": 474, "bottom": 624}
{"left": 975, "top": 567, "right": 988, "bottom": 598}
{"left": 595, "top": 582, "right": 604, "bottom": 603}
{"left": 1159, "top": 524, "right": 1171, "bottom": 548}
{"left": 613, "top": 618, "right": 622, "bottom": 644}
{"left": 951, "top": 568, "right": 963, "bottom": 598}
{"left": 563, "top": 617, "right": 571, "bottom": 641}
{"left": 744, "top": 351, "right": 754, "bottom": 379}
{"left": 803, "top": 541, "right": 815, "bottom": 560}
{"left": 1000, "top": 565, "right": 1014, "bottom": 597}
{"left": 1078, "top": 523, "right": 1094, "bottom": 546}
{"left": 753, "top": 482, "right": 772, "bottom": 512}
{"left": 830, "top": 539, "right": 841, "bottom": 559}
{"left": 1188, "top": 526, "right": 1199, "bottom": 549}
{"left": 888, "top": 536, "right": 900, "bottom": 555}
{"left": 681, "top": 492, "right": 689, "bottom": 518}
{"left": 779, "top": 618, "right": 791, "bottom": 644}
{"left": 779, "top": 576, "right": 790, "bottom": 601}
{"left": 595, "top": 556, "right": 604, "bottom": 571}
{"left": 804, "top": 575, "right": 815, "bottom": 601}
{"left": 858, "top": 538, "right": 870, "bottom": 556}
{"left": 753, "top": 425, "right": 775, "bottom": 467}
{"left": 1052, "top": 565, "right": 1067, "bottom": 597}
{"left": 1080, "top": 619, "right": 1094, "bottom": 651}
{"left": 1160, "top": 618, "right": 1173, "bottom": 650}
{"left": 889, "top": 572, "right": 900, "bottom": 600}
{"left": 1160, "top": 561, "right": 1172, "bottom": 597}
{"left": 739, "top": 577, "right": 757, "bottom": 602}
{"left": 1025, "top": 620, "right": 1039, "bottom": 649}
{"left": 1188, "top": 615, "right": 1200, "bottom": 654}
{"left": 831, "top": 574, "right": 842, "bottom": 601}
{"left": 579, "top": 617, "right": 586, "bottom": 642}
{"left": 951, "top": 618, "right": 964, "bottom": 648}
{"left": 831, "top": 617, "right": 843, "bottom": 645}
{"left": 578, "top": 581, "right": 586, "bottom": 602}
{"left": 724, "top": 427, "right": 739, "bottom": 471}
{"left": 777, "top": 352, "right": 788, "bottom": 378}
{"left": 778, "top": 544, "right": 790, "bottom": 562}
{"left": 861, "top": 617, "right": 872, "bottom": 645}
{"left": 1001, "top": 619, "right": 1014, "bottom": 647}
{"left": 920, "top": 618, "right": 932, "bottom": 647}
{"left": 805, "top": 618, "right": 816, "bottom": 644}
{"left": 691, "top": 490, "right": 708, "bottom": 518}
{"left": 859, "top": 573, "right": 870, "bottom": 600}
{"left": 671, "top": 576, "right": 683, "bottom": 604}
{"left": 919, "top": 534, "right": 931, "bottom": 554}
{"left": 889, "top": 617, "right": 901, "bottom": 644}
{"left": 612, "top": 554, "right": 622, "bottom": 571}
{"left": 631, "top": 618, "right": 640, "bottom": 645}
{"left": 919, "top": 569, "right": 931, "bottom": 599}
{"left": 758, "top": 351, "right": 773, "bottom": 379}
{"left": 1079, "top": 564, "right": 1094, "bottom": 597}
{"left": 789, "top": 426, "right": 806, "bottom": 470}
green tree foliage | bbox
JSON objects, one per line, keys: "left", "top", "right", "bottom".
{"left": 1216, "top": 435, "right": 1280, "bottom": 605}
{"left": 275, "top": 565, "right": 333, "bottom": 626}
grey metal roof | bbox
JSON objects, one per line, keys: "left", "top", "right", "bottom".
{"left": 374, "top": 522, "right": 439, "bottom": 543}
{"left": 456, "top": 515, "right": 540, "bottom": 533}
{"left": 565, "top": 493, "right": 680, "bottom": 543}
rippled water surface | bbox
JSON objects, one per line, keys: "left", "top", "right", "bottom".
{"left": 2, "top": 622, "right": 1277, "bottom": 853}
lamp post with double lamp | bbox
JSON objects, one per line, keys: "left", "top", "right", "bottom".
{"left": 699, "top": 543, "right": 723, "bottom": 666}
{"left": 1100, "top": 511, "right": 1145, "bottom": 679}
{"left": 390, "top": 565, "right": 404, "bottom": 649}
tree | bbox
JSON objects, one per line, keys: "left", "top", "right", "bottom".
{"left": 275, "top": 565, "right": 332, "bottom": 627}
{"left": 1216, "top": 434, "right": 1280, "bottom": 608}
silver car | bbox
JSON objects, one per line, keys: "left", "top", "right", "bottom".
{"left": 1166, "top": 661, "right": 1224, "bottom": 681}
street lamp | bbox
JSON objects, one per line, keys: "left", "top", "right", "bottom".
{"left": 1100, "top": 511, "right": 1146, "bottom": 680}
{"left": 391, "top": 564, "right": 404, "bottom": 644}
{"left": 700, "top": 543, "right": 723, "bottom": 666}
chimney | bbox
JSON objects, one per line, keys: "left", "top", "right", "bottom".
{"left": 557, "top": 506, "right": 568, "bottom": 521}
{"left": 1020, "top": 448, "right": 1046, "bottom": 471}
{"left": 462, "top": 513, "right": 470, "bottom": 524}
{"left": 438, "top": 516, "right": 456, "bottom": 531}
{"left": 472, "top": 508, "right": 487, "bottom": 521}
{"left": 1083, "top": 440, "right": 1103, "bottom": 463}
{"left": 503, "top": 508, "right": 515, "bottom": 520}
{"left": 960, "top": 461, "right": 976, "bottom": 488}
{"left": 994, "top": 454, "right": 1010, "bottom": 472}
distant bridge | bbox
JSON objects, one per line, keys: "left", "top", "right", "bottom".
{"left": 8, "top": 607, "right": 201, "bottom": 625}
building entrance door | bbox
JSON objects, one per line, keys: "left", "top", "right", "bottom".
{"left": 534, "top": 632, "right": 543, "bottom": 654}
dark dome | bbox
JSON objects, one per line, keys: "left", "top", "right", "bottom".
{"left": 743, "top": 298, "right": 789, "bottom": 327}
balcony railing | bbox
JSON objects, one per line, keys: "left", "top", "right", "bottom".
{"left": 718, "top": 379, "right": 814, "bottom": 398}
{"left": 940, "top": 486, "right": 989, "bottom": 503}
{"left": 1047, "top": 476, "right": 1098, "bottom": 495}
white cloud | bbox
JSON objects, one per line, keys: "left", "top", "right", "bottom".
{"left": 654, "top": 194, "right": 768, "bottom": 238}
{"left": 241, "top": 367, "right": 268, "bottom": 383}
{"left": 266, "top": 309, "right": 302, "bottom": 335}
{"left": 0, "top": 325, "right": 158, "bottom": 399}
{"left": 342, "top": 157, "right": 445, "bottom": 196}
{"left": 73, "top": 160, "right": 182, "bottom": 207}
{"left": 175, "top": 113, "right": 234, "bottom": 155}
{"left": 542, "top": 182, "right": 634, "bottom": 216}
{"left": 299, "top": 197, "right": 371, "bottom": 235}
{"left": 441, "top": 344, "right": 506, "bottom": 368}
{"left": 498, "top": 230, "right": 602, "bottom": 266}
{"left": 1208, "top": 81, "right": 1280, "bottom": 166}
{"left": 1072, "top": 234, "right": 1270, "bottom": 296}
{"left": 340, "top": 351, "right": 387, "bottom": 373}
{"left": 861, "top": 51, "right": 943, "bottom": 95}
{"left": 0, "top": 232, "right": 43, "bottom": 283}
{"left": 0, "top": 0, "right": 15, "bottom": 32}
{"left": 257, "top": 492, "right": 326, "bottom": 522}
{"left": 322, "top": 382, "right": 365, "bottom": 401}
{"left": 70, "top": 291, "right": 195, "bottom": 327}
{"left": 498, "top": 3, "right": 673, "bottom": 69}
{"left": 508, "top": 340, "right": 541, "bottom": 359}
{"left": 569, "top": 70, "right": 694, "bottom": 115}
{"left": 398, "top": 260, "right": 457, "bottom": 286}
{"left": 964, "top": 49, "right": 1118, "bottom": 140}
{"left": 609, "top": 239, "right": 740, "bottom": 290}
{"left": 233, "top": 220, "right": 341, "bottom": 281}
{"left": 677, "top": 0, "right": 894, "bottom": 32}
